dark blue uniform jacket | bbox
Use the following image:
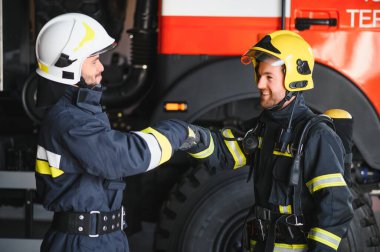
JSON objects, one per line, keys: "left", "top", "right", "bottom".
{"left": 189, "top": 95, "right": 353, "bottom": 252}
{"left": 35, "top": 86, "right": 190, "bottom": 252}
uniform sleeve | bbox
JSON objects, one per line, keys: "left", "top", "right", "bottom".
{"left": 187, "top": 127, "right": 248, "bottom": 170}
{"left": 303, "top": 125, "right": 353, "bottom": 252}
{"left": 59, "top": 119, "right": 193, "bottom": 178}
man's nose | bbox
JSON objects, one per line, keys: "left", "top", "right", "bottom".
{"left": 98, "top": 62, "right": 104, "bottom": 73}
{"left": 257, "top": 77, "right": 266, "bottom": 89}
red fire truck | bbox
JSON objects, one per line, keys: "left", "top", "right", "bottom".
{"left": 1, "top": 0, "right": 379, "bottom": 251}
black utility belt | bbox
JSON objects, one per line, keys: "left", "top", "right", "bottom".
{"left": 246, "top": 206, "right": 305, "bottom": 242}
{"left": 253, "top": 206, "right": 283, "bottom": 222}
{"left": 52, "top": 206, "right": 125, "bottom": 237}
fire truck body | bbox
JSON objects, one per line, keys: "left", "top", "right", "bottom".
{"left": 0, "top": 0, "right": 379, "bottom": 251}
{"left": 155, "top": 0, "right": 380, "bottom": 171}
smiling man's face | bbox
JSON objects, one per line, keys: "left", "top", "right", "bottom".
{"left": 256, "top": 60, "right": 288, "bottom": 109}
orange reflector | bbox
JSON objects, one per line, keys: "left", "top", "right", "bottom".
{"left": 164, "top": 102, "right": 188, "bottom": 112}
{"left": 241, "top": 55, "right": 252, "bottom": 65}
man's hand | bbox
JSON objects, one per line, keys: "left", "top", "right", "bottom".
{"left": 179, "top": 124, "right": 210, "bottom": 151}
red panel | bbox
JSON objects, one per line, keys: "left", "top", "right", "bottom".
{"left": 290, "top": 0, "right": 380, "bottom": 114}
{"left": 157, "top": 0, "right": 380, "bottom": 114}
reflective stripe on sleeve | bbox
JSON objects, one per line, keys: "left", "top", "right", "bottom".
{"left": 188, "top": 131, "right": 215, "bottom": 159}
{"left": 222, "top": 129, "right": 246, "bottom": 169}
{"left": 273, "top": 243, "right": 307, "bottom": 252}
{"left": 308, "top": 227, "right": 341, "bottom": 250}
{"left": 35, "top": 160, "right": 64, "bottom": 178}
{"left": 37, "top": 145, "right": 61, "bottom": 168}
{"left": 279, "top": 205, "right": 292, "bottom": 214}
{"left": 133, "top": 131, "right": 162, "bottom": 171}
{"left": 306, "top": 173, "right": 347, "bottom": 194}
{"left": 141, "top": 127, "right": 172, "bottom": 165}
{"left": 35, "top": 145, "right": 63, "bottom": 178}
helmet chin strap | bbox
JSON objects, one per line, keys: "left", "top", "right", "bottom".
{"left": 267, "top": 91, "right": 295, "bottom": 111}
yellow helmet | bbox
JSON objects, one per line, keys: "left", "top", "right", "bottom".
{"left": 241, "top": 30, "right": 314, "bottom": 92}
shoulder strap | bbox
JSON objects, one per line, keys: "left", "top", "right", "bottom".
{"left": 290, "top": 114, "right": 334, "bottom": 216}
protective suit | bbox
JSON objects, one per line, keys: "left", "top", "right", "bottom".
{"left": 188, "top": 30, "right": 353, "bottom": 251}
{"left": 35, "top": 13, "right": 197, "bottom": 252}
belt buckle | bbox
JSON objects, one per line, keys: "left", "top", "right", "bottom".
{"left": 89, "top": 211, "right": 100, "bottom": 237}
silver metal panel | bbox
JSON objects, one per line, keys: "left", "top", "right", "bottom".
{"left": 0, "top": 238, "right": 42, "bottom": 252}
{"left": 0, "top": 171, "right": 36, "bottom": 189}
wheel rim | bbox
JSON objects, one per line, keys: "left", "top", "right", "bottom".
{"left": 213, "top": 208, "right": 249, "bottom": 252}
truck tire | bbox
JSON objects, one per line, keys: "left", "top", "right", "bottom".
{"left": 339, "top": 185, "right": 380, "bottom": 251}
{"left": 155, "top": 164, "right": 380, "bottom": 252}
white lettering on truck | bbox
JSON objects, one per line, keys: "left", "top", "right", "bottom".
{"left": 347, "top": 0, "right": 380, "bottom": 28}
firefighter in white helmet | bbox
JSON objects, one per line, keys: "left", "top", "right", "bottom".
{"left": 187, "top": 30, "right": 353, "bottom": 251}
{"left": 35, "top": 13, "right": 202, "bottom": 252}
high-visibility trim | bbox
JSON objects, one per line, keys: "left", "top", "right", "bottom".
{"left": 188, "top": 132, "right": 215, "bottom": 159}
{"left": 38, "top": 61, "right": 49, "bottom": 73}
{"left": 37, "top": 145, "right": 61, "bottom": 168}
{"left": 74, "top": 21, "right": 95, "bottom": 52}
{"left": 274, "top": 243, "right": 307, "bottom": 252}
{"left": 250, "top": 239, "right": 257, "bottom": 251}
{"left": 141, "top": 127, "right": 172, "bottom": 164}
{"left": 35, "top": 159, "right": 64, "bottom": 178}
{"left": 308, "top": 227, "right": 341, "bottom": 251}
{"left": 306, "top": 173, "right": 347, "bottom": 194}
{"left": 222, "top": 129, "right": 246, "bottom": 169}
{"left": 36, "top": 145, "right": 63, "bottom": 178}
{"left": 279, "top": 205, "right": 292, "bottom": 214}
{"left": 273, "top": 146, "right": 293, "bottom": 157}
{"left": 257, "top": 136, "right": 263, "bottom": 149}
{"left": 133, "top": 132, "right": 162, "bottom": 171}
{"left": 188, "top": 127, "right": 196, "bottom": 138}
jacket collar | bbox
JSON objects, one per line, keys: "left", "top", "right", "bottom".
{"left": 63, "top": 85, "right": 103, "bottom": 114}
{"left": 263, "top": 93, "right": 310, "bottom": 127}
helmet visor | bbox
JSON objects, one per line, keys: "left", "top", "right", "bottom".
{"left": 90, "top": 41, "right": 118, "bottom": 56}
{"left": 241, "top": 50, "right": 284, "bottom": 67}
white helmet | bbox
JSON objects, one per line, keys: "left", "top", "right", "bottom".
{"left": 35, "top": 13, "right": 116, "bottom": 85}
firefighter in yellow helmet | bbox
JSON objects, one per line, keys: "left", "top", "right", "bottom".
{"left": 241, "top": 30, "right": 314, "bottom": 110}
{"left": 187, "top": 30, "right": 353, "bottom": 251}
